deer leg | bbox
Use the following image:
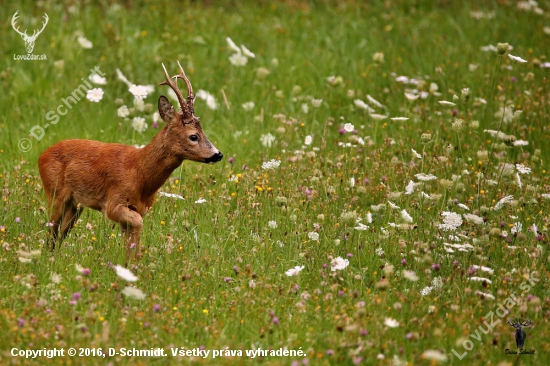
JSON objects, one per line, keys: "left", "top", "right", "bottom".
{"left": 59, "top": 203, "right": 83, "bottom": 239}
{"left": 47, "top": 197, "right": 66, "bottom": 250}
{"left": 106, "top": 204, "right": 143, "bottom": 262}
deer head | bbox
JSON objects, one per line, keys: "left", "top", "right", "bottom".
{"left": 12, "top": 11, "right": 49, "bottom": 54}
{"left": 158, "top": 61, "right": 223, "bottom": 164}
{"left": 507, "top": 318, "right": 532, "bottom": 330}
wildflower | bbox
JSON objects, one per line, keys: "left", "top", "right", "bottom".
{"left": 131, "top": 117, "right": 147, "bottom": 133}
{"left": 285, "top": 265, "right": 304, "bottom": 276}
{"left": 229, "top": 53, "right": 248, "bottom": 66}
{"left": 72, "top": 292, "right": 81, "bottom": 301}
{"left": 195, "top": 198, "right": 206, "bottom": 204}
{"left": 226, "top": 37, "right": 240, "bottom": 53}
{"left": 308, "top": 232, "right": 319, "bottom": 241}
{"left": 366, "top": 95, "right": 385, "bottom": 109}
{"left": 404, "top": 92, "right": 419, "bottom": 101}
{"left": 514, "top": 140, "right": 529, "bottom": 146}
{"left": 77, "top": 36, "right": 93, "bottom": 49}
{"left": 121, "top": 286, "right": 146, "bottom": 300}
{"left": 354, "top": 99, "right": 374, "bottom": 112}
{"left": 326, "top": 75, "right": 343, "bottom": 86}
{"left": 400, "top": 209, "right": 413, "bottom": 223}
{"left": 411, "top": 148, "right": 422, "bottom": 159}
{"left": 438, "top": 211, "right": 463, "bottom": 231}
{"left": 403, "top": 270, "right": 419, "bottom": 281}
{"left": 508, "top": 54, "right": 527, "bottom": 63}
{"left": 369, "top": 113, "right": 388, "bottom": 120}
{"left": 260, "top": 133, "right": 276, "bottom": 147}
{"left": 86, "top": 88, "right": 104, "bottom": 102}
{"left": 129, "top": 84, "right": 149, "bottom": 99}
{"left": 475, "top": 290, "right": 495, "bottom": 300}
{"left": 242, "top": 101, "right": 255, "bottom": 111}
{"left": 420, "top": 286, "right": 433, "bottom": 296}
{"left": 261, "top": 159, "right": 281, "bottom": 170}
{"left": 50, "top": 273, "right": 62, "bottom": 284}
{"left": 494, "top": 195, "right": 514, "bottom": 210}
{"left": 390, "top": 117, "right": 409, "bottom": 121}
{"left": 343, "top": 123, "right": 355, "bottom": 132}
{"left": 511, "top": 222, "right": 522, "bottom": 234}
{"left": 311, "top": 99, "right": 323, "bottom": 107}
{"left": 463, "top": 213, "right": 484, "bottom": 225}
{"left": 350, "top": 177, "right": 355, "bottom": 187}
{"left": 469, "top": 277, "right": 493, "bottom": 284}
{"left": 438, "top": 100, "right": 456, "bottom": 106}
{"left": 387, "top": 201, "right": 400, "bottom": 209}
{"left": 304, "top": 135, "right": 313, "bottom": 145}
{"left": 268, "top": 221, "right": 277, "bottom": 229}
{"left": 89, "top": 73, "right": 107, "bottom": 85}
{"left": 384, "top": 318, "right": 399, "bottom": 328}
{"left": 372, "top": 52, "right": 384, "bottom": 63}
{"left": 241, "top": 45, "right": 255, "bottom": 58}
{"left": 375, "top": 247, "right": 385, "bottom": 257}
{"left": 117, "top": 105, "right": 129, "bottom": 118}
{"left": 158, "top": 192, "right": 184, "bottom": 200}
{"left": 422, "top": 350, "right": 448, "bottom": 362}
{"left": 516, "top": 164, "right": 531, "bottom": 174}
{"left": 113, "top": 265, "right": 138, "bottom": 282}
{"left": 457, "top": 203, "right": 469, "bottom": 210}
{"left": 415, "top": 173, "right": 437, "bottom": 181}
{"left": 330, "top": 257, "right": 349, "bottom": 271}
{"left": 196, "top": 90, "right": 218, "bottom": 110}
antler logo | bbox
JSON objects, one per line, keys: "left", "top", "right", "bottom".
{"left": 507, "top": 318, "right": 532, "bottom": 350}
{"left": 12, "top": 11, "right": 49, "bottom": 54}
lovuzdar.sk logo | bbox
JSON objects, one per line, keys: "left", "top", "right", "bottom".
{"left": 11, "top": 11, "right": 48, "bottom": 61}
{"left": 506, "top": 318, "right": 535, "bottom": 355}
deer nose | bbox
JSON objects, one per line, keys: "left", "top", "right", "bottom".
{"left": 205, "top": 151, "right": 223, "bottom": 163}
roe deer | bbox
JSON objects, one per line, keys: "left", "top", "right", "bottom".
{"left": 38, "top": 61, "right": 223, "bottom": 260}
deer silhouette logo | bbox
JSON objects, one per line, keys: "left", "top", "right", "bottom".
{"left": 11, "top": 11, "right": 49, "bottom": 54}
{"left": 507, "top": 318, "right": 532, "bottom": 350}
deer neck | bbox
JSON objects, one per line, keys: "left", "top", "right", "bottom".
{"left": 137, "top": 126, "right": 184, "bottom": 197}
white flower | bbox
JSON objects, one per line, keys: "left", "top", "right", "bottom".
{"left": 438, "top": 211, "right": 463, "bottom": 231}
{"left": 366, "top": 95, "right": 385, "bottom": 109}
{"left": 50, "top": 273, "right": 62, "bottom": 284}
{"left": 196, "top": 90, "right": 218, "bottom": 110}
{"left": 241, "top": 44, "right": 255, "bottom": 58}
{"left": 354, "top": 223, "right": 369, "bottom": 231}
{"left": 471, "top": 265, "right": 494, "bottom": 274}
{"left": 308, "top": 232, "right": 319, "bottom": 241}
{"left": 350, "top": 177, "right": 355, "bottom": 187}
{"left": 420, "top": 286, "right": 433, "bottom": 296}
{"left": 268, "top": 220, "right": 277, "bottom": 229}
{"left": 354, "top": 99, "right": 374, "bottom": 112}
{"left": 375, "top": 247, "right": 385, "bottom": 257}
{"left": 494, "top": 195, "right": 514, "bottom": 210}
{"left": 226, "top": 37, "right": 241, "bottom": 53}
{"left": 463, "top": 213, "right": 484, "bottom": 225}
{"left": 474, "top": 290, "right": 495, "bottom": 300}
{"left": 89, "top": 73, "right": 107, "bottom": 85}
{"left": 513, "top": 140, "right": 529, "bottom": 146}
{"left": 384, "top": 318, "right": 400, "bottom": 328}
{"left": 131, "top": 117, "right": 148, "bottom": 133}
{"left": 121, "top": 286, "right": 146, "bottom": 300}
{"left": 508, "top": 54, "right": 527, "bottom": 63}
{"left": 260, "top": 133, "right": 276, "bottom": 147}
{"left": 311, "top": 99, "right": 323, "bottom": 107}
{"left": 438, "top": 100, "right": 456, "bottom": 106}
{"left": 403, "top": 270, "right": 419, "bottom": 282}
{"left": 421, "top": 350, "right": 448, "bottom": 362}
{"left": 400, "top": 209, "right": 413, "bottom": 223}
{"left": 301, "top": 103, "right": 309, "bottom": 114}
{"left": 134, "top": 97, "right": 145, "bottom": 111}
{"left": 415, "top": 173, "right": 437, "bottom": 181}
{"left": 404, "top": 92, "right": 419, "bottom": 101}
{"left": 366, "top": 213, "right": 373, "bottom": 224}
{"left": 469, "top": 277, "right": 493, "bottom": 284}
{"left": 343, "top": 123, "right": 355, "bottom": 132}
{"left": 511, "top": 222, "right": 522, "bottom": 234}
{"left": 158, "top": 192, "right": 184, "bottom": 200}
{"left": 195, "top": 198, "right": 207, "bottom": 204}
{"left": 390, "top": 117, "right": 409, "bottom": 121}
{"left": 330, "top": 257, "right": 349, "bottom": 271}
{"left": 116, "top": 68, "right": 132, "bottom": 87}
{"left": 77, "top": 36, "right": 93, "bottom": 49}
{"left": 229, "top": 52, "right": 248, "bottom": 66}
{"left": 129, "top": 84, "right": 149, "bottom": 99}
{"left": 114, "top": 265, "right": 138, "bottom": 282}
{"left": 285, "top": 265, "right": 304, "bottom": 276}
{"left": 457, "top": 203, "right": 469, "bottom": 210}
{"left": 242, "top": 101, "right": 255, "bottom": 111}
{"left": 516, "top": 164, "right": 531, "bottom": 174}
{"left": 304, "top": 135, "right": 313, "bottom": 145}
{"left": 387, "top": 200, "right": 400, "bottom": 209}
{"left": 117, "top": 105, "right": 129, "bottom": 118}
{"left": 369, "top": 113, "right": 388, "bottom": 120}
{"left": 411, "top": 148, "right": 422, "bottom": 159}
{"left": 86, "top": 88, "right": 103, "bottom": 102}
{"left": 262, "top": 159, "right": 281, "bottom": 170}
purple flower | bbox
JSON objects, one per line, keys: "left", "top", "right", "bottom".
{"left": 152, "top": 121, "right": 159, "bottom": 129}
{"left": 69, "top": 300, "right": 77, "bottom": 306}
{"left": 338, "top": 128, "right": 346, "bottom": 135}
{"left": 81, "top": 268, "right": 91, "bottom": 276}
{"left": 360, "top": 329, "right": 368, "bottom": 336}
{"left": 500, "top": 221, "right": 505, "bottom": 227}
{"left": 72, "top": 292, "right": 81, "bottom": 301}
{"left": 224, "top": 277, "right": 231, "bottom": 283}
{"left": 228, "top": 157, "right": 234, "bottom": 164}
{"left": 337, "top": 290, "right": 345, "bottom": 297}
{"left": 363, "top": 178, "right": 370, "bottom": 185}
{"left": 233, "top": 266, "right": 239, "bottom": 274}
{"left": 452, "top": 109, "right": 457, "bottom": 117}
{"left": 431, "top": 263, "right": 441, "bottom": 271}
{"left": 153, "top": 304, "right": 161, "bottom": 312}
{"left": 453, "top": 260, "right": 459, "bottom": 267}
{"left": 326, "top": 350, "right": 334, "bottom": 355}
{"left": 401, "top": 259, "right": 407, "bottom": 266}
{"left": 322, "top": 263, "right": 327, "bottom": 269}
{"left": 380, "top": 176, "right": 387, "bottom": 182}
{"left": 17, "top": 318, "right": 25, "bottom": 327}
{"left": 468, "top": 266, "right": 477, "bottom": 275}
{"left": 272, "top": 316, "right": 279, "bottom": 325}
{"left": 15, "top": 217, "right": 20, "bottom": 223}
{"left": 346, "top": 253, "right": 353, "bottom": 258}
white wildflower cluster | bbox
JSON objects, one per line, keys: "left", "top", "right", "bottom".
{"left": 438, "top": 212, "right": 463, "bottom": 231}
{"left": 113, "top": 265, "right": 146, "bottom": 300}
{"left": 415, "top": 173, "right": 437, "bottom": 181}
{"left": 285, "top": 265, "right": 304, "bottom": 277}
{"left": 463, "top": 213, "right": 484, "bottom": 225}
{"left": 331, "top": 257, "right": 349, "bottom": 271}
{"left": 421, "top": 276, "right": 443, "bottom": 297}
{"left": 494, "top": 195, "right": 514, "bottom": 211}
{"left": 196, "top": 90, "right": 218, "bottom": 110}
{"left": 260, "top": 133, "right": 276, "bottom": 147}
{"left": 262, "top": 159, "right": 281, "bottom": 170}
{"left": 227, "top": 37, "right": 255, "bottom": 67}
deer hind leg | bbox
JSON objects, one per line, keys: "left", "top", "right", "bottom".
{"left": 48, "top": 199, "right": 81, "bottom": 250}
{"left": 106, "top": 204, "right": 143, "bottom": 262}
{"left": 59, "top": 203, "right": 83, "bottom": 239}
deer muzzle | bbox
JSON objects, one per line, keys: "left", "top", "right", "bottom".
{"left": 205, "top": 151, "right": 223, "bottom": 164}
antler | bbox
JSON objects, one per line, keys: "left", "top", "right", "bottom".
{"left": 11, "top": 11, "right": 27, "bottom": 38}
{"left": 159, "top": 63, "right": 193, "bottom": 121}
{"left": 172, "top": 61, "right": 195, "bottom": 114}
{"left": 31, "top": 13, "right": 49, "bottom": 39}
{"left": 521, "top": 319, "right": 532, "bottom": 327}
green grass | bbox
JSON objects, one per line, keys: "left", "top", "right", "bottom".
{"left": 1, "top": 1, "right": 549, "bottom": 365}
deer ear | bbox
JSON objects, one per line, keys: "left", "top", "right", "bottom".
{"left": 158, "top": 96, "right": 175, "bottom": 123}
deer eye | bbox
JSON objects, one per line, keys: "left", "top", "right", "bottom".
{"left": 189, "top": 135, "right": 199, "bottom": 142}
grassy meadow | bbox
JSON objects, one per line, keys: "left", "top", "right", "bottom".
{"left": 1, "top": 0, "right": 550, "bottom": 364}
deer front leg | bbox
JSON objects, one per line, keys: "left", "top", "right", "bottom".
{"left": 106, "top": 204, "right": 143, "bottom": 262}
